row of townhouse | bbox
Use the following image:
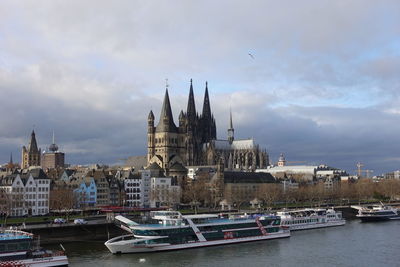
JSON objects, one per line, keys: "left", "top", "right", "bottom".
{"left": 0, "top": 165, "right": 182, "bottom": 216}
{"left": 0, "top": 168, "right": 50, "bottom": 217}
{"left": 46, "top": 166, "right": 180, "bottom": 209}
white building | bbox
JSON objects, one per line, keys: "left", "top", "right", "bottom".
{"left": 256, "top": 165, "right": 318, "bottom": 182}
{"left": 0, "top": 169, "right": 50, "bottom": 217}
{"left": 123, "top": 172, "right": 141, "bottom": 207}
{"left": 140, "top": 170, "right": 151, "bottom": 208}
{"left": 117, "top": 169, "right": 151, "bottom": 208}
{"left": 150, "top": 177, "right": 181, "bottom": 208}
{"left": 257, "top": 164, "right": 348, "bottom": 182}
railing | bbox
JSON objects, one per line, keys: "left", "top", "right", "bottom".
{"left": 0, "top": 229, "right": 34, "bottom": 240}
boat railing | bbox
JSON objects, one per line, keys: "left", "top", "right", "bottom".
{"left": 0, "top": 229, "right": 34, "bottom": 240}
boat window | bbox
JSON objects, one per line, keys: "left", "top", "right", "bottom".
{"left": 7, "top": 243, "right": 18, "bottom": 251}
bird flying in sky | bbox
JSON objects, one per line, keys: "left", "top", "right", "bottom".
{"left": 248, "top": 52, "right": 255, "bottom": 59}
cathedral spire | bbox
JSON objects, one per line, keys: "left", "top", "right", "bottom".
{"left": 202, "top": 81, "right": 211, "bottom": 120}
{"left": 187, "top": 79, "right": 196, "bottom": 119}
{"left": 156, "top": 88, "right": 177, "bottom": 132}
{"left": 229, "top": 109, "right": 233, "bottom": 129}
{"left": 9, "top": 152, "right": 13, "bottom": 164}
{"left": 28, "top": 130, "right": 39, "bottom": 153}
{"left": 228, "top": 109, "right": 234, "bottom": 143}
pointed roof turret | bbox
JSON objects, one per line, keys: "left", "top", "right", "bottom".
{"left": 148, "top": 110, "right": 154, "bottom": 121}
{"left": 187, "top": 79, "right": 196, "bottom": 119}
{"left": 156, "top": 89, "right": 177, "bottom": 132}
{"left": 9, "top": 152, "right": 13, "bottom": 164}
{"left": 202, "top": 81, "right": 212, "bottom": 120}
{"left": 28, "top": 130, "right": 39, "bottom": 153}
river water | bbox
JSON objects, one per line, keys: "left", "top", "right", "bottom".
{"left": 54, "top": 219, "right": 400, "bottom": 267}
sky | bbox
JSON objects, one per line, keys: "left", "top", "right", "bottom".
{"left": 0, "top": 0, "right": 400, "bottom": 175}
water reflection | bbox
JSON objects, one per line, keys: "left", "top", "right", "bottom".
{"left": 46, "top": 220, "right": 400, "bottom": 267}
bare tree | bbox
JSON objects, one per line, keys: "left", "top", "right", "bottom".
{"left": 50, "top": 187, "right": 76, "bottom": 219}
{"left": 165, "top": 187, "right": 181, "bottom": 209}
{"left": 0, "top": 189, "right": 12, "bottom": 226}
{"left": 150, "top": 186, "right": 163, "bottom": 207}
{"left": 354, "top": 179, "right": 374, "bottom": 204}
{"left": 378, "top": 179, "right": 400, "bottom": 202}
{"left": 257, "top": 184, "right": 282, "bottom": 210}
{"left": 183, "top": 177, "right": 210, "bottom": 213}
{"left": 223, "top": 185, "right": 251, "bottom": 211}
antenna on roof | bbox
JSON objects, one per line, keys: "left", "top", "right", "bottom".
{"left": 165, "top": 78, "right": 169, "bottom": 89}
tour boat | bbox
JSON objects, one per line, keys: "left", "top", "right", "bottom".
{"left": 356, "top": 204, "right": 400, "bottom": 222}
{"left": 0, "top": 229, "right": 69, "bottom": 266}
{"left": 104, "top": 211, "right": 290, "bottom": 254}
{"left": 277, "top": 208, "right": 345, "bottom": 230}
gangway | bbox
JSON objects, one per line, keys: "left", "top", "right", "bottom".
{"left": 255, "top": 217, "right": 268, "bottom": 236}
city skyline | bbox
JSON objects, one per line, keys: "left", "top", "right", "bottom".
{"left": 1, "top": 1, "right": 400, "bottom": 174}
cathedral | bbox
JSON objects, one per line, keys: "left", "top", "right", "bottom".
{"left": 147, "top": 80, "right": 269, "bottom": 172}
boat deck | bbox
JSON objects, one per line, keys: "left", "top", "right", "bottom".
{"left": 0, "top": 233, "right": 33, "bottom": 241}
{"left": 135, "top": 215, "right": 279, "bottom": 228}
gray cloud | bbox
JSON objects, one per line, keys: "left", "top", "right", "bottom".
{"left": 1, "top": 0, "right": 400, "bottom": 174}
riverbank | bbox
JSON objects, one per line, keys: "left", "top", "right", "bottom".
{"left": 2, "top": 203, "right": 398, "bottom": 245}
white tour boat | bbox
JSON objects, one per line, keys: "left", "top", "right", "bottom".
{"left": 105, "top": 211, "right": 290, "bottom": 254}
{"left": 277, "top": 208, "right": 345, "bottom": 231}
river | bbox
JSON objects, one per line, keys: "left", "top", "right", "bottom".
{"left": 51, "top": 219, "right": 400, "bottom": 267}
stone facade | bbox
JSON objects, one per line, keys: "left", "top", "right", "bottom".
{"left": 147, "top": 80, "right": 269, "bottom": 172}
{"left": 147, "top": 80, "right": 216, "bottom": 171}
{"left": 42, "top": 152, "right": 65, "bottom": 169}
{"left": 22, "top": 130, "right": 41, "bottom": 169}
{"left": 41, "top": 132, "right": 65, "bottom": 169}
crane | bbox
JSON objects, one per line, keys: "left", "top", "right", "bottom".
{"left": 355, "top": 162, "right": 374, "bottom": 178}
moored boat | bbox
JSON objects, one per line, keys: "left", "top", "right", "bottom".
{"left": 105, "top": 211, "right": 290, "bottom": 254}
{"left": 277, "top": 208, "right": 345, "bottom": 230}
{"left": 0, "top": 229, "right": 68, "bottom": 266}
{"left": 356, "top": 204, "right": 400, "bottom": 222}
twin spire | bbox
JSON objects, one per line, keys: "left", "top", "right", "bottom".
{"left": 155, "top": 79, "right": 212, "bottom": 133}
{"left": 187, "top": 79, "right": 196, "bottom": 119}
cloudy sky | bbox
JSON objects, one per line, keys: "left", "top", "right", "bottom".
{"left": 1, "top": 0, "right": 399, "bottom": 174}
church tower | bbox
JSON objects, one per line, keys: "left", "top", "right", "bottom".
{"left": 149, "top": 88, "right": 183, "bottom": 169}
{"left": 278, "top": 153, "right": 286, "bottom": 167}
{"left": 22, "top": 130, "right": 41, "bottom": 169}
{"left": 147, "top": 79, "right": 220, "bottom": 169}
{"left": 147, "top": 110, "right": 155, "bottom": 163}
{"left": 185, "top": 79, "right": 199, "bottom": 166}
{"left": 200, "top": 82, "right": 217, "bottom": 143}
